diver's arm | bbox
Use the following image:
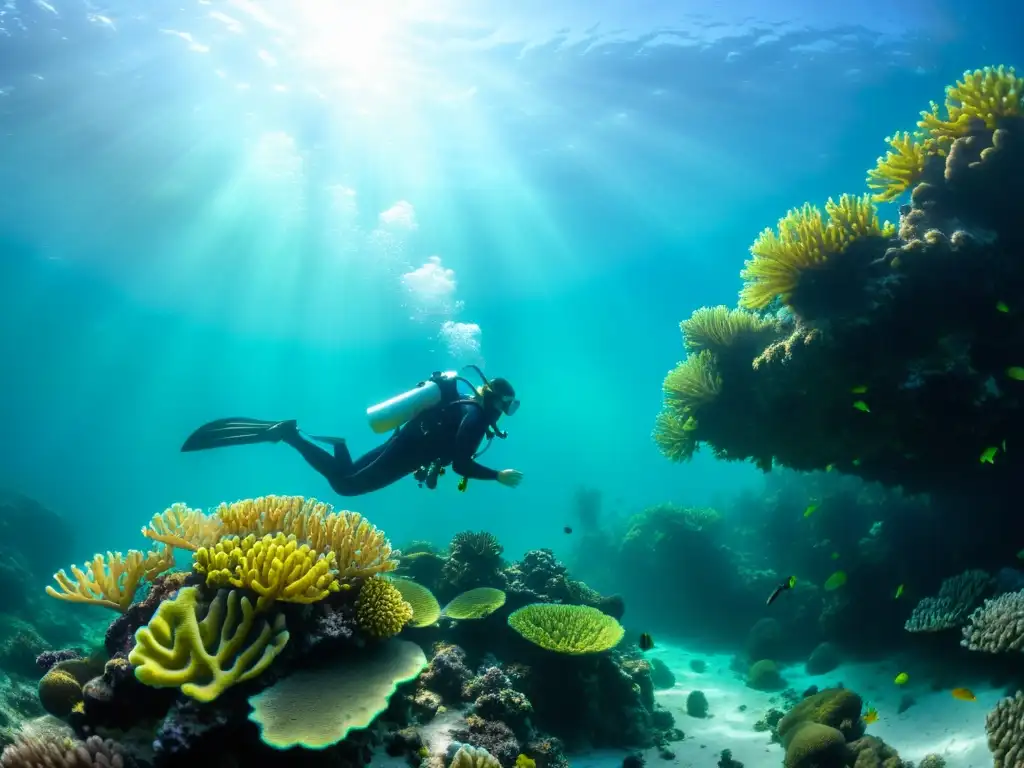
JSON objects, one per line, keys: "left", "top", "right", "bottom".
{"left": 451, "top": 409, "right": 500, "bottom": 481}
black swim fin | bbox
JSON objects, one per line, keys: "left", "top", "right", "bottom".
{"left": 181, "top": 417, "right": 297, "bottom": 452}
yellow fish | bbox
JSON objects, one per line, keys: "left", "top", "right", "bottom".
{"left": 863, "top": 706, "right": 879, "bottom": 724}
{"left": 853, "top": 401, "right": 870, "bottom": 413}
{"left": 894, "top": 672, "right": 909, "bottom": 685}
{"left": 804, "top": 503, "right": 820, "bottom": 518}
{"left": 824, "top": 571, "right": 847, "bottom": 591}
{"left": 1008, "top": 367, "right": 1024, "bottom": 381}
{"left": 894, "top": 584, "right": 904, "bottom": 599}
{"left": 851, "top": 385, "right": 868, "bottom": 394}
{"left": 825, "top": 463, "right": 835, "bottom": 472}
{"left": 951, "top": 687, "right": 976, "bottom": 702}
{"left": 980, "top": 446, "right": 999, "bottom": 464}
{"left": 997, "top": 301, "right": 1010, "bottom": 313}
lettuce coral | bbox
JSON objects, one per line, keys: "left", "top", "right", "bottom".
{"left": 128, "top": 586, "right": 289, "bottom": 703}
{"left": 247, "top": 639, "right": 427, "bottom": 750}
{"left": 193, "top": 532, "right": 339, "bottom": 612}
{"left": 46, "top": 546, "right": 175, "bottom": 612}
{"left": 442, "top": 587, "right": 508, "bottom": 620}
{"left": 355, "top": 575, "right": 413, "bottom": 638}
{"left": 507, "top": 603, "right": 624, "bottom": 654}
{"left": 739, "top": 194, "right": 894, "bottom": 310}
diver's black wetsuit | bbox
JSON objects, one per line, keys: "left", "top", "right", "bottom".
{"left": 282, "top": 400, "right": 499, "bottom": 496}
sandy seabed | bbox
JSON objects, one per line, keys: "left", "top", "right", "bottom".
{"left": 571, "top": 644, "right": 998, "bottom": 768}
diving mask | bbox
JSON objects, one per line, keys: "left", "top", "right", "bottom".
{"left": 501, "top": 396, "right": 520, "bottom": 416}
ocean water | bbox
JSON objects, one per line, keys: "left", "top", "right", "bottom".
{"left": 1, "top": 1, "right": 1023, "bottom": 766}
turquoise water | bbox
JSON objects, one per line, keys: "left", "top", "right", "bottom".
{"left": 0, "top": 1, "right": 1017, "bottom": 558}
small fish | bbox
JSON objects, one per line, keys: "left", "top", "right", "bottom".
{"left": 951, "top": 687, "right": 976, "bottom": 702}
{"left": 852, "top": 458, "right": 862, "bottom": 466}
{"left": 825, "top": 463, "right": 835, "bottom": 472}
{"left": 1017, "top": 548, "right": 1024, "bottom": 560}
{"left": 863, "top": 706, "right": 879, "bottom": 724}
{"left": 638, "top": 633, "right": 654, "bottom": 652}
{"left": 851, "top": 385, "right": 868, "bottom": 394}
{"left": 1003, "top": 439, "right": 1007, "bottom": 452}
{"left": 563, "top": 526, "right": 573, "bottom": 534}
{"left": 1007, "top": 367, "right": 1024, "bottom": 381}
{"left": 803, "top": 503, "right": 820, "bottom": 518}
{"left": 766, "top": 575, "right": 797, "bottom": 606}
{"left": 853, "top": 401, "right": 871, "bottom": 413}
{"left": 980, "top": 446, "right": 999, "bottom": 464}
{"left": 890, "top": 256, "right": 902, "bottom": 269}
{"left": 824, "top": 571, "right": 847, "bottom": 591}
{"left": 894, "top": 584, "right": 904, "bottom": 599}
{"left": 997, "top": 301, "right": 1010, "bottom": 313}
{"left": 894, "top": 672, "right": 909, "bottom": 685}
{"left": 831, "top": 552, "right": 840, "bottom": 561}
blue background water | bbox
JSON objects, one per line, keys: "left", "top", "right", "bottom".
{"left": 0, "top": 0, "right": 1017, "bottom": 561}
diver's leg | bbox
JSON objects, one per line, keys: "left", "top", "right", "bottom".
{"left": 328, "top": 430, "right": 422, "bottom": 496}
{"left": 281, "top": 432, "right": 352, "bottom": 478}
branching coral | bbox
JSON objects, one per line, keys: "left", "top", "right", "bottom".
{"left": 867, "top": 132, "right": 931, "bottom": 202}
{"left": 142, "top": 503, "right": 220, "bottom": 551}
{"left": 680, "top": 306, "right": 780, "bottom": 353}
{"left": 507, "top": 603, "right": 624, "bottom": 654}
{"left": 738, "top": 194, "right": 894, "bottom": 310}
{"left": 918, "top": 65, "right": 1024, "bottom": 152}
{"left": 987, "top": 691, "right": 1024, "bottom": 768}
{"left": 46, "top": 546, "right": 176, "bottom": 612}
{"left": 662, "top": 350, "right": 722, "bottom": 413}
{"left": 355, "top": 575, "right": 413, "bottom": 638}
{"left": 128, "top": 585, "right": 289, "bottom": 703}
{"left": 962, "top": 590, "right": 1024, "bottom": 653}
{"left": 904, "top": 569, "right": 993, "bottom": 632}
{"left": 193, "top": 532, "right": 339, "bottom": 612}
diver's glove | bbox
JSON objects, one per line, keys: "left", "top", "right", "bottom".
{"left": 497, "top": 469, "right": 523, "bottom": 488}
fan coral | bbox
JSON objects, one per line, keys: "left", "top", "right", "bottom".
{"left": 962, "top": 589, "right": 1024, "bottom": 653}
{"left": 738, "top": 194, "right": 894, "bottom": 310}
{"left": 193, "top": 532, "right": 339, "bottom": 612}
{"left": 867, "top": 132, "right": 931, "bottom": 202}
{"left": 905, "top": 569, "right": 993, "bottom": 632}
{"left": 918, "top": 65, "right": 1024, "bottom": 152}
{"left": 507, "top": 604, "right": 624, "bottom": 654}
{"left": 128, "top": 586, "right": 289, "bottom": 702}
{"left": 987, "top": 691, "right": 1024, "bottom": 768}
{"left": 46, "top": 546, "right": 175, "bottom": 612}
{"left": 680, "top": 306, "right": 780, "bottom": 353}
{"left": 662, "top": 350, "right": 722, "bottom": 414}
{"left": 355, "top": 575, "right": 414, "bottom": 638}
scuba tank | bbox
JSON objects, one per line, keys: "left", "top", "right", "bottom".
{"left": 366, "top": 371, "right": 459, "bottom": 434}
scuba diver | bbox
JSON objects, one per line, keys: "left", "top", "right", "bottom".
{"left": 180, "top": 366, "right": 523, "bottom": 496}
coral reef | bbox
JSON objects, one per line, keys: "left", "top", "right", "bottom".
{"left": 651, "top": 65, "right": 1024, "bottom": 499}
{"left": 805, "top": 642, "right": 840, "bottom": 675}
{"left": 905, "top": 570, "right": 993, "bottom": 632}
{"left": 986, "top": 691, "right": 1024, "bottom": 768}
{"left": 961, "top": 589, "right": 1024, "bottom": 652}
{"left": 685, "top": 690, "right": 708, "bottom": 718}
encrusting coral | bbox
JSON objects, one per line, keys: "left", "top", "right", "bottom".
{"left": 46, "top": 545, "right": 176, "bottom": 612}
{"left": 128, "top": 585, "right": 290, "bottom": 703}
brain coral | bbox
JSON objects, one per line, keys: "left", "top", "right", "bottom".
{"left": 356, "top": 576, "right": 413, "bottom": 638}
{"left": 784, "top": 723, "right": 849, "bottom": 768}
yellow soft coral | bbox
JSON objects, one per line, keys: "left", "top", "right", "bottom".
{"left": 918, "top": 65, "right": 1024, "bottom": 151}
{"left": 739, "top": 194, "right": 894, "bottom": 310}
{"left": 128, "top": 585, "right": 289, "bottom": 703}
{"left": 46, "top": 545, "right": 175, "bottom": 612}
{"left": 867, "top": 131, "right": 931, "bottom": 202}
{"left": 652, "top": 410, "right": 699, "bottom": 462}
{"left": 507, "top": 603, "right": 624, "bottom": 654}
{"left": 305, "top": 509, "right": 398, "bottom": 580}
{"left": 142, "top": 503, "right": 221, "bottom": 551}
{"left": 355, "top": 575, "right": 413, "bottom": 638}
{"left": 193, "top": 532, "right": 339, "bottom": 612}
{"left": 680, "top": 305, "right": 780, "bottom": 353}
{"left": 662, "top": 350, "right": 722, "bottom": 412}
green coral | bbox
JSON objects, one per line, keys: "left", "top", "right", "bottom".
{"left": 652, "top": 410, "right": 699, "bottom": 463}
{"left": 918, "top": 65, "right": 1024, "bottom": 151}
{"left": 355, "top": 576, "right": 413, "bottom": 638}
{"left": 777, "top": 688, "right": 864, "bottom": 745}
{"left": 128, "top": 585, "right": 289, "bottom": 703}
{"left": 784, "top": 722, "right": 848, "bottom": 768}
{"left": 441, "top": 587, "right": 507, "bottom": 620}
{"left": 507, "top": 603, "right": 624, "bottom": 654}
{"left": 389, "top": 577, "right": 441, "bottom": 627}
{"left": 680, "top": 306, "right": 781, "bottom": 353}
{"left": 746, "top": 659, "right": 785, "bottom": 691}
{"left": 867, "top": 132, "right": 931, "bottom": 202}
{"left": 248, "top": 639, "right": 427, "bottom": 749}
{"left": 662, "top": 350, "right": 722, "bottom": 412}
